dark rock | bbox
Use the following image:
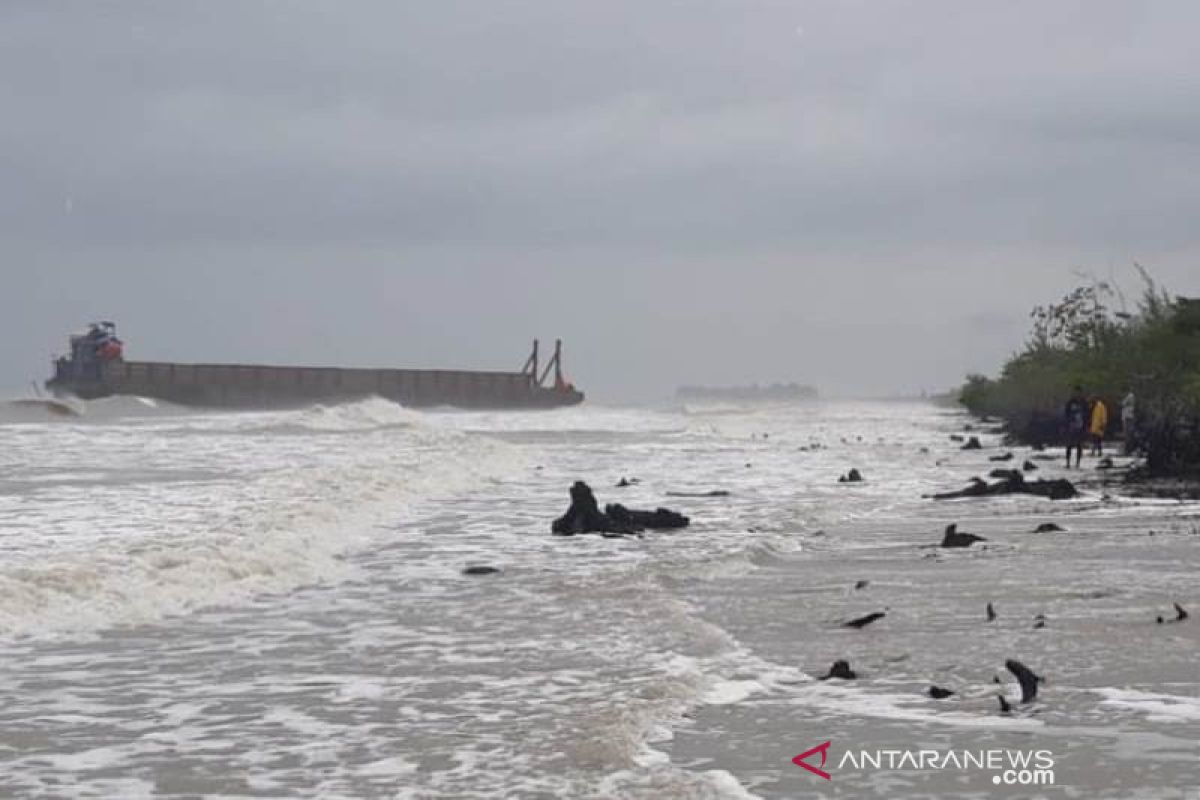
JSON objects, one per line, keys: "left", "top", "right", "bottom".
{"left": 919, "top": 446, "right": 930, "bottom": 454}
{"left": 818, "top": 660, "right": 857, "bottom": 680}
{"left": 1022, "top": 460, "right": 1038, "bottom": 472}
{"left": 1006, "top": 659, "right": 1044, "bottom": 703}
{"left": 989, "top": 468, "right": 1023, "bottom": 480}
{"left": 616, "top": 477, "right": 641, "bottom": 488}
{"left": 987, "top": 602, "right": 997, "bottom": 622}
{"left": 854, "top": 580, "right": 870, "bottom": 590}
{"left": 1034, "top": 523, "right": 1065, "bottom": 533}
{"left": 552, "top": 481, "right": 634, "bottom": 536}
{"left": 843, "top": 611, "right": 886, "bottom": 629}
{"left": 928, "top": 686, "right": 955, "bottom": 700}
{"left": 462, "top": 566, "right": 501, "bottom": 576}
{"left": 961, "top": 436, "right": 983, "bottom": 450}
{"left": 929, "top": 473, "right": 1077, "bottom": 501}
{"left": 839, "top": 468, "right": 864, "bottom": 483}
{"left": 665, "top": 490, "right": 730, "bottom": 498}
{"left": 940, "top": 523, "right": 987, "bottom": 548}
{"left": 989, "top": 452, "right": 1015, "bottom": 462}
{"left": 998, "top": 695, "right": 1013, "bottom": 713}
{"left": 950, "top": 434, "right": 965, "bottom": 442}
{"left": 552, "top": 481, "right": 688, "bottom": 535}
{"left": 605, "top": 503, "right": 690, "bottom": 531}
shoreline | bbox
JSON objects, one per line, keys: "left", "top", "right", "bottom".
{"left": 660, "top": 404, "right": 1200, "bottom": 798}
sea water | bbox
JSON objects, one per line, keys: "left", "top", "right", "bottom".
{"left": 0, "top": 398, "right": 1196, "bottom": 798}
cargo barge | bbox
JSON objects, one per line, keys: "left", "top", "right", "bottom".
{"left": 46, "top": 323, "right": 584, "bottom": 410}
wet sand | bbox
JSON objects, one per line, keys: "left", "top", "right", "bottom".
{"left": 667, "top": 466, "right": 1200, "bottom": 798}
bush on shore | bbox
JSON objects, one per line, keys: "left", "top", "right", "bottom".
{"left": 959, "top": 269, "right": 1200, "bottom": 475}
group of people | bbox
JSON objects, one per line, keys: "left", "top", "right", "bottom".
{"left": 1063, "top": 385, "right": 1137, "bottom": 467}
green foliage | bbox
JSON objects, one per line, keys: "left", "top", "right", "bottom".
{"left": 960, "top": 271, "right": 1200, "bottom": 471}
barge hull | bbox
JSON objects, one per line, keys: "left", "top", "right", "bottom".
{"left": 47, "top": 360, "right": 583, "bottom": 410}
{"left": 46, "top": 328, "right": 584, "bottom": 410}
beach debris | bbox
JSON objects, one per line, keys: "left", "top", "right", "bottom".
{"left": 1022, "top": 460, "right": 1039, "bottom": 471}
{"left": 989, "top": 452, "right": 1015, "bottom": 462}
{"left": 950, "top": 434, "right": 965, "bottom": 442}
{"left": 553, "top": 481, "right": 632, "bottom": 535}
{"left": 818, "top": 660, "right": 857, "bottom": 680}
{"left": 553, "top": 481, "right": 688, "bottom": 535}
{"left": 615, "top": 477, "right": 640, "bottom": 487}
{"left": 1097, "top": 456, "right": 1115, "bottom": 470}
{"left": 1034, "top": 522, "right": 1065, "bottom": 533}
{"left": 854, "top": 580, "right": 870, "bottom": 590}
{"left": 605, "top": 503, "right": 689, "bottom": 531}
{"left": 839, "top": 469, "right": 864, "bottom": 483}
{"left": 928, "top": 686, "right": 955, "bottom": 700}
{"left": 843, "top": 611, "right": 886, "bottom": 629}
{"left": 1158, "top": 603, "right": 1190, "bottom": 624}
{"left": 1005, "top": 660, "right": 1044, "bottom": 703}
{"left": 665, "top": 490, "right": 730, "bottom": 498}
{"left": 989, "top": 468, "right": 1022, "bottom": 480}
{"left": 1033, "top": 614, "right": 1046, "bottom": 629}
{"left": 940, "top": 523, "right": 986, "bottom": 548}
{"left": 987, "top": 602, "right": 997, "bottom": 622}
{"left": 462, "top": 566, "right": 501, "bottom": 576}
{"left": 961, "top": 436, "right": 983, "bottom": 450}
{"left": 929, "top": 474, "right": 1078, "bottom": 501}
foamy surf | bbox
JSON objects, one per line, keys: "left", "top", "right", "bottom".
{"left": 1, "top": 399, "right": 1197, "bottom": 797}
{"left": 0, "top": 399, "right": 522, "bottom": 638}
{"left": 1096, "top": 688, "right": 1200, "bottom": 722}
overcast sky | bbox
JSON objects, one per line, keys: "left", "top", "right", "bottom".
{"left": 3, "top": 1, "right": 1198, "bottom": 400}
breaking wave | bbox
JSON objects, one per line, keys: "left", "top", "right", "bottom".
{"left": 0, "top": 399, "right": 522, "bottom": 638}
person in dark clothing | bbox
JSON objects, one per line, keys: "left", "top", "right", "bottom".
{"left": 1063, "top": 385, "right": 1089, "bottom": 468}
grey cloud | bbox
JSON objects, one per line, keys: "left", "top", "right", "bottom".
{"left": 2, "top": 1, "right": 1199, "bottom": 398}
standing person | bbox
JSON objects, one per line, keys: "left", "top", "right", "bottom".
{"left": 1063, "top": 386, "right": 1089, "bottom": 468}
{"left": 1090, "top": 396, "right": 1108, "bottom": 456}
{"left": 1121, "top": 389, "right": 1137, "bottom": 454}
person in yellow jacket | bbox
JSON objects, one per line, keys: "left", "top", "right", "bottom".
{"left": 1089, "top": 397, "right": 1108, "bottom": 456}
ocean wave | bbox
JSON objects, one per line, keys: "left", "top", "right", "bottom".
{"left": 0, "top": 409, "right": 522, "bottom": 639}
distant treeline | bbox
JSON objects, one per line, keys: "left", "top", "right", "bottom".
{"left": 677, "top": 383, "right": 819, "bottom": 402}
{"left": 959, "top": 269, "right": 1200, "bottom": 476}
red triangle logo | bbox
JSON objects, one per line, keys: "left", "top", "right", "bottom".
{"left": 792, "top": 741, "right": 832, "bottom": 780}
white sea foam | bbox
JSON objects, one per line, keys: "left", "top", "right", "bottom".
{"left": 0, "top": 398, "right": 522, "bottom": 638}
{"left": 1096, "top": 688, "right": 1200, "bottom": 722}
